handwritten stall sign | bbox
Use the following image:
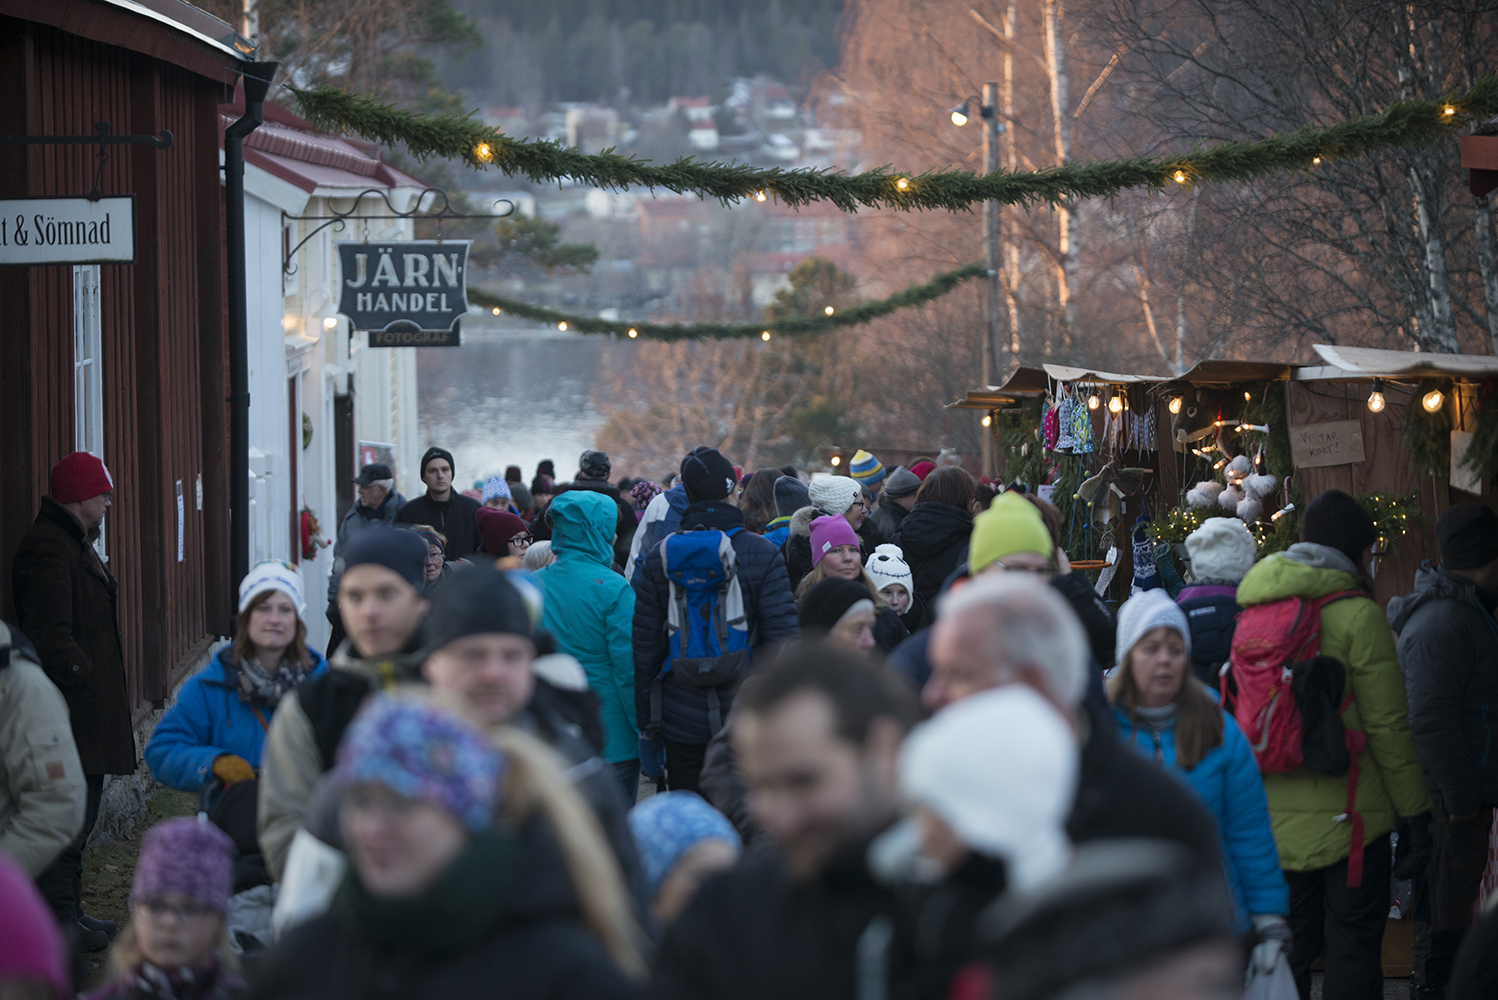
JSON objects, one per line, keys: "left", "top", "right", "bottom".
{"left": 336, "top": 241, "right": 470, "bottom": 346}
{"left": 0, "top": 196, "right": 136, "bottom": 265}
{"left": 1290, "top": 420, "right": 1366, "bottom": 469}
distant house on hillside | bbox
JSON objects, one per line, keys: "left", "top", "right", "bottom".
{"left": 668, "top": 96, "right": 719, "bottom": 151}
{"left": 482, "top": 106, "right": 529, "bottom": 136}
{"left": 565, "top": 105, "right": 619, "bottom": 153}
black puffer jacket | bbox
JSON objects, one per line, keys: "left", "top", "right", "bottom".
{"left": 869, "top": 501, "right": 908, "bottom": 544}
{"left": 394, "top": 491, "right": 483, "bottom": 560}
{"left": 250, "top": 817, "right": 637, "bottom": 1000}
{"left": 892, "top": 503, "right": 972, "bottom": 607}
{"left": 1388, "top": 565, "right": 1498, "bottom": 816}
{"left": 634, "top": 502, "right": 800, "bottom": 745}
{"left": 1050, "top": 570, "right": 1118, "bottom": 670}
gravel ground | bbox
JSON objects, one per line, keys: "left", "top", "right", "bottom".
{"left": 77, "top": 788, "right": 196, "bottom": 991}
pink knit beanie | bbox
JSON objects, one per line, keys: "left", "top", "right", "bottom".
{"left": 0, "top": 852, "right": 70, "bottom": 997}
{"left": 810, "top": 515, "right": 860, "bottom": 567}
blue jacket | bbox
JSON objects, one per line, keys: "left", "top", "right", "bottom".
{"left": 633, "top": 501, "right": 800, "bottom": 745}
{"left": 534, "top": 491, "right": 639, "bottom": 764}
{"left": 762, "top": 516, "right": 791, "bottom": 550}
{"left": 145, "top": 647, "right": 328, "bottom": 792}
{"left": 1113, "top": 703, "right": 1288, "bottom": 925}
{"left": 630, "top": 484, "right": 690, "bottom": 582}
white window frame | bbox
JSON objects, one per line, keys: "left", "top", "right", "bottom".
{"left": 72, "top": 264, "right": 107, "bottom": 560}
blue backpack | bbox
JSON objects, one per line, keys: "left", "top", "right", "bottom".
{"left": 650, "top": 527, "right": 750, "bottom": 736}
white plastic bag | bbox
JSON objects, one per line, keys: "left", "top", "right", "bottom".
{"left": 1243, "top": 953, "right": 1296, "bottom": 1000}
{"left": 269, "top": 828, "right": 347, "bottom": 941}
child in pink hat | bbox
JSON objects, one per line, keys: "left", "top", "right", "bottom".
{"left": 87, "top": 817, "right": 243, "bottom": 1000}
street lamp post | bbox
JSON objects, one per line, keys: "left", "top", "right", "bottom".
{"left": 954, "top": 85, "right": 1004, "bottom": 476}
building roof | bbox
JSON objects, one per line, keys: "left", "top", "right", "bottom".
{"left": 13, "top": 0, "right": 251, "bottom": 79}
{"left": 219, "top": 94, "right": 429, "bottom": 195}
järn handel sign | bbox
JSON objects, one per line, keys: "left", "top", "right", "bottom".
{"left": 337, "top": 241, "right": 470, "bottom": 347}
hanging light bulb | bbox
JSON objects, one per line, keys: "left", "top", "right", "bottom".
{"left": 1443, "top": 105, "right": 1456, "bottom": 117}
{"left": 1088, "top": 393, "right": 1100, "bottom": 410}
{"left": 558, "top": 321, "right": 568, "bottom": 332}
{"left": 1367, "top": 378, "right": 1386, "bottom": 413}
{"left": 474, "top": 142, "right": 494, "bottom": 163}
{"left": 896, "top": 177, "right": 909, "bottom": 191}
{"left": 1168, "top": 396, "right": 1183, "bottom": 414}
{"left": 1244, "top": 391, "right": 1252, "bottom": 401}
{"left": 491, "top": 307, "right": 501, "bottom": 316}
{"left": 1422, "top": 388, "right": 1444, "bottom": 412}
{"left": 1173, "top": 169, "right": 1187, "bottom": 183}
{"left": 1108, "top": 394, "right": 1123, "bottom": 414}
{"left": 761, "top": 331, "right": 771, "bottom": 341}
{"left": 627, "top": 328, "right": 638, "bottom": 339}
{"left": 1312, "top": 155, "right": 1322, "bottom": 164}
{"left": 755, "top": 190, "right": 768, "bottom": 202}
{"left": 981, "top": 413, "right": 992, "bottom": 428}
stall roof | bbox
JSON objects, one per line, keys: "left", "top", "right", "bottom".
{"left": 1307, "top": 345, "right": 1498, "bottom": 380}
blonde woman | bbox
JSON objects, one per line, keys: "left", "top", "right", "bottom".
{"left": 251, "top": 692, "right": 644, "bottom": 999}
{"left": 794, "top": 515, "right": 908, "bottom": 651}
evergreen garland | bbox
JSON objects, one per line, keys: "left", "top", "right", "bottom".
{"left": 289, "top": 76, "right": 1498, "bottom": 212}
{"left": 998, "top": 397, "right": 1045, "bottom": 487}
{"left": 1402, "top": 378, "right": 1452, "bottom": 481}
{"left": 465, "top": 262, "right": 985, "bottom": 340}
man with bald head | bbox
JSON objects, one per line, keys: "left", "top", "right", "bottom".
{"left": 926, "top": 573, "right": 1220, "bottom": 861}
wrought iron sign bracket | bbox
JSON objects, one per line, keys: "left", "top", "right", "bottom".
{"left": 281, "top": 187, "right": 513, "bottom": 275}
{"left": 0, "top": 122, "right": 174, "bottom": 200}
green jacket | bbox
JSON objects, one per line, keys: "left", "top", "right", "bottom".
{"left": 1235, "top": 543, "right": 1430, "bottom": 872}
{"left": 534, "top": 491, "right": 638, "bottom": 764}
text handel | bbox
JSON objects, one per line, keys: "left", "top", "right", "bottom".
{"left": 336, "top": 241, "right": 470, "bottom": 334}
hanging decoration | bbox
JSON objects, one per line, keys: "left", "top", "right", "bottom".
{"left": 289, "top": 76, "right": 1498, "bottom": 212}
{"left": 1458, "top": 379, "right": 1498, "bottom": 483}
{"left": 465, "top": 262, "right": 984, "bottom": 341}
{"left": 1401, "top": 377, "right": 1452, "bottom": 480}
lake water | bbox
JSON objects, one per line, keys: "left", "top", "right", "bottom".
{"left": 417, "top": 326, "right": 616, "bottom": 488}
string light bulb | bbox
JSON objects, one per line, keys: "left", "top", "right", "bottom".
{"left": 761, "top": 330, "right": 771, "bottom": 341}
{"left": 1366, "top": 378, "right": 1386, "bottom": 413}
{"left": 557, "top": 322, "right": 568, "bottom": 332}
{"left": 896, "top": 177, "right": 909, "bottom": 191}
{"left": 1244, "top": 391, "right": 1252, "bottom": 401}
{"left": 1312, "top": 156, "right": 1322, "bottom": 164}
{"left": 1271, "top": 503, "right": 1295, "bottom": 521}
{"left": 981, "top": 413, "right": 993, "bottom": 428}
{"left": 491, "top": 307, "right": 501, "bottom": 316}
{"left": 824, "top": 306, "right": 834, "bottom": 315}
{"left": 1422, "top": 388, "right": 1444, "bottom": 412}
{"left": 627, "top": 328, "right": 638, "bottom": 339}
{"left": 755, "top": 190, "right": 767, "bottom": 202}
{"left": 1108, "top": 394, "right": 1124, "bottom": 414}
{"left": 1168, "top": 396, "right": 1183, "bottom": 414}
{"left": 1443, "top": 105, "right": 1456, "bottom": 117}
{"left": 1088, "top": 393, "right": 1100, "bottom": 410}
{"left": 830, "top": 455, "right": 841, "bottom": 467}
{"left": 1173, "top": 170, "right": 1187, "bottom": 183}
{"left": 474, "top": 142, "right": 494, "bottom": 163}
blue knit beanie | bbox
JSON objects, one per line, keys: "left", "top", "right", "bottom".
{"left": 627, "top": 792, "right": 740, "bottom": 897}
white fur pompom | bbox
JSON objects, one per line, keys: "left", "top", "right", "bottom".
{"left": 1236, "top": 497, "right": 1263, "bottom": 523}
{"left": 1186, "top": 481, "right": 1225, "bottom": 508}
{"left": 1242, "top": 473, "right": 1278, "bottom": 500}
{"left": 1218, "top": 485, "right": 1244, "bottom": 510}
{"left": 1225, "top": 455, "right": 1253, "bottom": 484}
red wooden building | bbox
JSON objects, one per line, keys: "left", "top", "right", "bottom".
{"left": 0, "top": 0, "right": 251, "bottom": 718}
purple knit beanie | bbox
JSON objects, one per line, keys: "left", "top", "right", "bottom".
{"left": 131, "top": 817, "right": 235, "bottom": 914}
{"left": 810, "top": 514, "right": 860, "bottom": 567}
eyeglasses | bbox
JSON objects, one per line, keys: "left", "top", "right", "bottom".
{"left": 135, "top": 898, "right": 217, "bottom": 921}
{"left": 510, "top": 534, "right": 534, "bottom": 546}
{"left": 993, "top": 560, "right": 1052, "bottom": 576}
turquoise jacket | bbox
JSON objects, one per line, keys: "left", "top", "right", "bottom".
{"left": 1114, "top": 702, "right": 1289, "bottom": 927}
{"left": 535, "top": 491, "right": 639, "bottom": 763}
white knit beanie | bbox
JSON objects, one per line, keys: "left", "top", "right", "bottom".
{"left": 900, "top": 685, "right": 1078, "bottom": 890}
{"left": 1184, "top": 516, "right": 1257, "bottom": 584}
{"left": 808, "top": 475, "right": 862, "bottom": 516}
{"left": 238, "top": 559, "right": 306, "bottom": 616}
{"left": 865, "top": 544, "right": 913, "bottom": 598}
{"left": 1115, "top": 588, "right": 1191, "bottom": 664}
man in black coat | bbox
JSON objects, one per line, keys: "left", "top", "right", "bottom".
{"left": 394, "top": 446, "right": 482, "bottom": 560}
{"left": 869, "top": 466, "right": 920, "bottom": 542}
{"left": 1387, "top": 503, "right": 1498, "bottom": 998}
{"left": 12, "top": 452, "right": 134, "bottom": 949}
{"left": 651, "top": 646, "right": 923, "bottom": 1000}
{"left": 633, "top": 448, "right": 799, "bottom": 793}
{"left": 924, "top": 572, "right": 1222, "bottom": 866}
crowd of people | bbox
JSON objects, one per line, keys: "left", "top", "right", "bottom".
{"left": 2, "top": 444, "right": 1497, "bottom": 1000}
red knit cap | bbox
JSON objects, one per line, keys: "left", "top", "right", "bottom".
{"left": 910, "top": 461, "right": 936, "bottom": 482}
{"left": 50, "top": 452, "right": 114, "bottom": 504}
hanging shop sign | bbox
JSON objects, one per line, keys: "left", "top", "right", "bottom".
{"left": 0, "top": 196, "right": 136, "bottom": 265}
{"left": 336, "top": 241, "right": 469, "bottom": 346}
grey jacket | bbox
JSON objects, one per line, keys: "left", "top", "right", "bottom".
{"left": 1389, "top": 565, "right": 1498, "bottom": 815}
{"left": 0, "top": 623, "right": 86, "bottom": 876}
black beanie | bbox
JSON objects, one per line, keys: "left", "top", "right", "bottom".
{"left": 341, "top": 528, "right": 428, "bottom": 593}
{"left": 682, "top": 448, "right": 737, "bottom": 503}
{"left": 578, "top": 449, "right": 611, "bottom": 481}
{"left": 421, "top": 567, "right": 534, "bottom": 654}
{"left": 1437, "top": 503, "right": 1498, "bottom": 570}
{"left": 1301, "top": 489, "right": 1377, "bottom": 564}
{"left": 420, "top": 446, "right": 455, "bottom": 480}
{"left": 798, "top": 578, "right": 874, "bottom": 633}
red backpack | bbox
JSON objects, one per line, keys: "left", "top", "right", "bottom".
{"left": 1222, "top": 590, "right": 1373, "bottom": 885}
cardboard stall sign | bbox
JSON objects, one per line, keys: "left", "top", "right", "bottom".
{"left": 337, "top": 241, "right": 470, "bottom": 346}
{"left": 0, "top": 197, "right": 136, "bottom": 265}
{"left": 1289, "top": 420, "right": 1366, "bottom": 469}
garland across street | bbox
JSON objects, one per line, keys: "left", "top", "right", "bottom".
{"left": 288, "top": 76, "right": 1498, "bottom": 340}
